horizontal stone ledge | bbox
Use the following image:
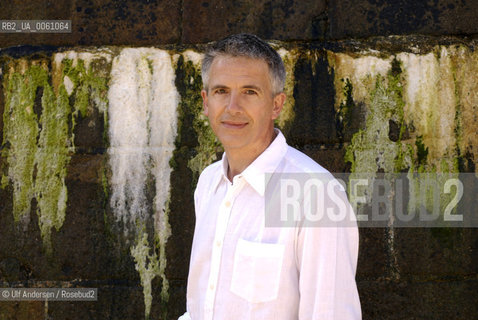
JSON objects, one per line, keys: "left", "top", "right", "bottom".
{"left": 1, "top": 35, "right": 478, "bottom": 57}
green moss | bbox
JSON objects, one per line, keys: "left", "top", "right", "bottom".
{"left": 344, "top": 57, "right": 410, "bottom": 206}
{"left": 34, "top": 83, "right": 71, "bottom": 253}
{"left": 60, "top": 57, "right": 109, "bottom": 131}
{"left": 415, "top": 136, "right": 428, "bottom": 167}
{"left": 345, "top": 61, "right": 407, "bottom": 175}
{"left": 275, "top": 49, "right": 297, "bottom": 136}
{"left": 336, "top": 78, "right": 355, "bottom": 141}
{"left": 176, "top": 55, "right": 222, "bottom": 183}
{"left": 2, "top": 54, "right": 110, "bottom": 253}
{"left": 130, "top": 231, "right": 161, "bottom": 320}
{"left": 2, "top": 63, "right": 45, "bottom": 222}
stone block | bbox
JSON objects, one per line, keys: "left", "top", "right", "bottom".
{"left": 73, "top": 0, "right": 181, "bottom": 46}
{"left": 46, "top": 284, "right": 147, "bottom": 319}
{"left": 394, "top": 228, "right": 478, "bottom": 279}
{"left": 0, "top": 301, "right": 44, "bottom": 320}
{"left": 168, "top": 280, "right": 187, "bottom": 320}
{"left": 329, "top": 0, "right": 478, "bottom": 39}
{"left": 299, "top": 147, "right": 347, "bottom": 172}
{"left": 66, "top": 155, "right": 105, "bottom": 184}
{"left": 287, "top": 52, "right": 339, "bottom": 147}
{"left": 358, "top": 279, "right": 478, "bottom": 319}
{"left": 0, "top": 0, "right": 182, "bottom": 47}
{"left": 182, "top": 0, "right": 327, "bottom": 43}
{"left": 356, "top": 228, "right": 391, "bottom": 280}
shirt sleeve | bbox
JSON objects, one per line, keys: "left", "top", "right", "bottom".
{"left": 296, "top": 189, "right": 362, "bottom": 319}
{"left": 178, "top": 311, "right": 192, "bottom": 320}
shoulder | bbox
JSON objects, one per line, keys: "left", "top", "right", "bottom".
{"left": 282, "top": 145, "right": 331, "bottom": 175}
{"left": 196, "top": 160, "right": 222, "bottom": 189}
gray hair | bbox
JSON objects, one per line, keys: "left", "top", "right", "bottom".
{"left": 201, "top": 33, "right": 286, "bottom": 96}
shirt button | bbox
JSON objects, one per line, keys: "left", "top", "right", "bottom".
{"left": 225, "top": 201, "right": 231, "bottom": 207}
{"left": 209, "top": 284, "right": 214, "bottom": 290}
{"left": 216, "top": 240, "right": 222, "bottom": 247}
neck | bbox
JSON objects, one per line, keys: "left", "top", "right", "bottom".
{"left": 225, "top": 129, "right": 277, "bottom": 181}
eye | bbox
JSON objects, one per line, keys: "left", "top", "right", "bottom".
{"left": 244, "top": 89, "right": 258, "bottom": 95}
{"left": 214, "top": 88, "right": 228, "bottom": 95}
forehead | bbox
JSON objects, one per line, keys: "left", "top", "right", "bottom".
{"left": 208, "top": 55, "right": 272, "bottom": 87}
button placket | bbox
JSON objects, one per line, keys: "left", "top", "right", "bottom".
{"left": 203, "top": 185, "right": 236, "bottom": 320}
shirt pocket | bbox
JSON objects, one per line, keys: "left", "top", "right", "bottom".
{"left": 230, "top": 238, "right": 285, "bottom": 303}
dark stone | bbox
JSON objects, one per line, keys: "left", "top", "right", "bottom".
{"left": 182, "top": 0, "right": 327, "bottom": 43}
{"left": 46, "top": 284, "right": 146, "bottom": 319}
{"left": 356, "top": 228, "right": 391, "bottom": 280}
{"left": 287, "top": 51, "right": 338, "bottom": 147}
{"left": 66, "top": 155, "right": 104, "bottom": 184}
{"left": 0, "top": 301, "right": 44, "bottom": 319}
{"left": 0, "top": 0, "right": 182, "bottom": 47}
{"left": 394, "top": 228, "right": 478, "bottom": 279}
{"left": 165, "top": 56, "right": 199, "bottom": 285}
{"left": 358, "top": 279, "right": 478, "bottom": 319}
{"left": 388, "top": 119, "right": 400, "bottom": 142}
{"left": 72, "top": 105, "right": 106, "bottom": 154}
{"left": 168, "top": 280, "right": 188, "bottom": 320}
{"left": 329, "top": 0, "right": 478, "bottom": 40}
{"left": 299, "top": 146, "right": 347, "bottom": 172}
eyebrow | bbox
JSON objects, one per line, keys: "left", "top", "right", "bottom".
{"left": 209, "top": 84, "right": 263, "bottom": 92}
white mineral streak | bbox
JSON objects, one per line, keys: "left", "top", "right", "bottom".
{"left": 108, "top": 48, "right": 178, "bottom": 310}
{"left": 398, "top": 50, "right": 457, "bottom": 166}
{"left": 182, "top": 49, "right": 203, "bottom": 67}
{"left": 53, "top": 50, "right": 112, "bottom": 70}
{"left": 452, "top": 46, "right": 478, "bottom": 172}
{"left": 53, "top": 51, "right": 111, "bottom": 113}
{"left": 108, "top": 47, "right": 178, "bottom": 231}
{"left": 63, "top": 75, "right": 74, "bottom": 95}
{"left": 329, "top": 52, "right": 392, "bottom": 110}
{"left": 398, "top": 46, "right": 478, "bottom": 172}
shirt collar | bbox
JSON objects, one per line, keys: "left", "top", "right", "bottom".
{"left": 215, "top": 129, "right": 288, "bottom": 196}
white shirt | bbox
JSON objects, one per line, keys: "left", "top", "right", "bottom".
{"left": 180, "top": 130, "right": 361, "bottom": 320}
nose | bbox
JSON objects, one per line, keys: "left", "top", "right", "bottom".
{"left": 225, "top": 91, "right": 243, "bottom": 114}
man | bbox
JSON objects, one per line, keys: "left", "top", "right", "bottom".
{"left": 180, "top": 33, "right": 361, "bottom": 319}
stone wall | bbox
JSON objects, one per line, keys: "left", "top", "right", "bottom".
{"left": 0, "top": 1, "right": 477, "bottom": 319}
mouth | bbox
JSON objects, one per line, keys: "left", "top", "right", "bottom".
{"left": 221, "top": 120, "right": 248, "bottom": 129}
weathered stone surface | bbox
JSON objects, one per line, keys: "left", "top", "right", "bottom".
{"left": 73, "top": 0, "right": 181, "bottom": 46}
{"left": 329, "top": 0, "right": 478, "bottom": 39}
{"left": 66, "top": 155, "right": 105, "bottom": 184}
{"left": 0, "top": 301, "right": 44, "bottom": 320}
{"left": 394, "top": 228, "right": 478, "bottom": 279}
{"left": 168, "top": 280, "right": 187, "bottom": 320}
{"left": 287, "top": 51, "right": 339, "bottom": 147}
{"left": 165, "top": 57, "right": 200, "bottom": 282}
{"left": 47, "top": 284, "right": 148, "bottom": 319}
{"left": 300, "top": 147, "right": 347, "bottom": 172}
{"left": 182, "top": 0, "right": 327, "bottom": 43}
{"left": 358, "top": 279, "right": 478, "bottom": 319}
{"left": 73, "top": 107, "right": 106, "bottom": 154}
{"left": 0, "top": 0, "right": 181, "bottom": 47}
{"left": 356, "top": 228, "right": 391, "bottom": 280}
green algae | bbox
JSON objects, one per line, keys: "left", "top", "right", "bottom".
{"left": 345, "top": 60, "right": 408, "bottom": 176}
{"left": 275, "top": 49, "right": 297, "bottom": 136}
{"left": 342, "top": 52, "right": 463, "bottom": 220}
{"left": 34, "top": 83, "right": 71, "bottom": 250}
{"left": 176, "top": 54, "right": 222, "bottom": 182}
{"left": 1, "top": 54, "right": 110, "bottom": 253}
{"left": 336, "top": 78, "right": 355, "bottom": 141}
{"left": 130, "top": 231, "right": 161, "bottom": 320}
{"left": 2, "top": 62, "right": 44, "bottom": 222}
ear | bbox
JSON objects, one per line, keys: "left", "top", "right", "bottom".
{"left": 201, "top": 89, "right": 209, "bottom": 116}
{"left": 271, "top": 92, "right": 286, "bottom": 120}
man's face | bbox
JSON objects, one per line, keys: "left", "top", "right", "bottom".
{"left": 201, "top": 56, "right": 285, "bottom": 156}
